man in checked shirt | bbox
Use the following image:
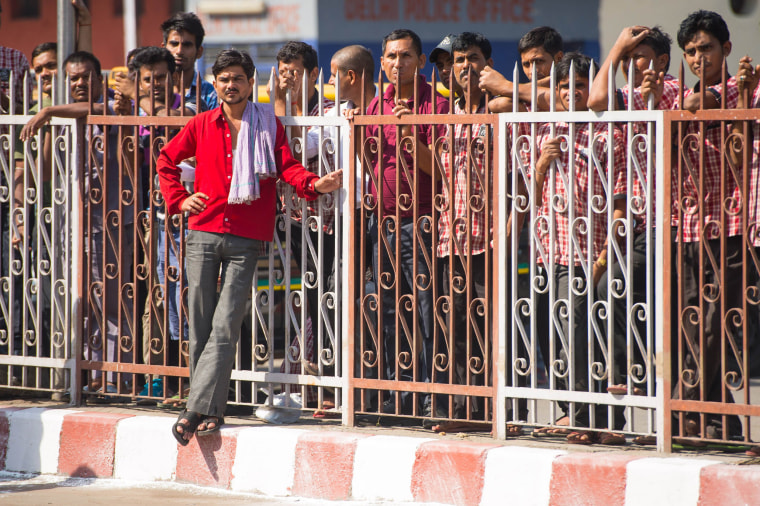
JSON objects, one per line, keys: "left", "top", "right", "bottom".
{"left": 270, "top": 42, "right": 337, "bottom": 395}
{"left": 525, "top": 52, "right": 628, "bottom": 444}
{"left": 668, "top": 10, "right": 743, "bottom": 442}
{"left": 587, "top": 26, "right": 676, "bottom": 409}
{"left": 435, "top": 32, "right": 495, "bottom": 428}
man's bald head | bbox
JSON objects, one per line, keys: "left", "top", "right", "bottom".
{"left": 332, "top": 45, "right": 375, "bottom": 83}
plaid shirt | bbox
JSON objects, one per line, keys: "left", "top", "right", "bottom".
{"left": 0, "top": 46, "right": 30, "bottom": 112}
{"left": 745, "top": 83, "right": 760, "bottom": 247}
{"left": 278, "top": 93, "right": 336, "bottom": 234}
{"left": 619, "top": 73, "right": 681, "bottom": 114}
{"left": 438, "top": 100, "right": 490, "bottom": 257}
{"left": 673, "top": 77, "right": 740, "bottom": 241}
{"left": 525, "top": 121, "right": 627, "bottom": 266}
{"left": 618, "top": 75, "right": 682, "bottom": 233}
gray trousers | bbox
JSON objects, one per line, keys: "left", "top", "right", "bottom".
{"left": 185, "top": 230, "right": 261, "bottom": 417}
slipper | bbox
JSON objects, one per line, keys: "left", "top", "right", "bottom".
{"left": 633, "top": 435, "right": 657, "bottom": 446}
{"left": 607, "top": 384, "right": 645, "bottom": 396}
{"left": 86, "top": 383, "right": 129, "bottom": 404}
{"left": 313, "top": 410, "right": 341, "bottom": 419}
{"left": 157, "top": 394, "right": 186, "bottom": 410}
{"left": 157, "top": 388, "right": 190, "bottom": 410}
{"left": 672, "top": 437, "right": 708, "bottom": 448}
{"left": 598, "top": 431, "right": 626, "bottom": 445}
{"left": 532, "top": 416, "right": 570, "bottom": 438}
{"left": 172, "top": 409, "right": 202, "bottom": 446}
{"left": 431, "top": 420, "right": 493, "bottom": 434}
{"left": 567, "top": 430, "right": 599, "bottom": 445}
{"left": 196, "top": 416, "right": 224, "bottom": 436}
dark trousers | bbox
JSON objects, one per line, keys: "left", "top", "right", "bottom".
{"left": 596, "top": 230, "right": 652, "bottom": 430}
{"left": 369, "top": 214, "right": 434, "bottom": 410}
{"left": 441, "top": 253, "right": 487, "bottom": 417}
{"left": 536, "top": 263, "right": 607, "bottom": 428}
{"left": 671, "top": 235, "right": 743, "bottom": 437}
{"left": 286, "top": 220, "right": 336, "bottom": 364}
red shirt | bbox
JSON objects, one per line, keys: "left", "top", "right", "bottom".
{"left": 157, "top": 105, "right": 320, "bottom": 242}
{"left": 365, "top": 75, "right": 449, "bottom": 217}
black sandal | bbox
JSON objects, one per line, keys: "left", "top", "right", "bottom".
{"left": 172, "top": 409, "right": 202, "bottom": 446}
{"left": 196, "top": 415, "right": 224, "bottom": 436}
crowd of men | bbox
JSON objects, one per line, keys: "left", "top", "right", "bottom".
{"left": 1, "top": 5, "right": 758, "bottom": 451}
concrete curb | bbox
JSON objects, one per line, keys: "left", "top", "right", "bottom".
{"left": 0, "top": 406, "right": 758, "bottom": 505}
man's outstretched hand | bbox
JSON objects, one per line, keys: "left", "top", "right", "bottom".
{"left": 314, "top": 169, "right": 343, "bottom": 194}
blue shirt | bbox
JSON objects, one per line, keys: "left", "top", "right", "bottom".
{"left": 186, "top": 70, "right": 218, "bottom": 111}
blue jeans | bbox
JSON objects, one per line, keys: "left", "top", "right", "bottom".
{"left": 156, "top": 216, "right": 189, "bottom": 341}
{"left": 368, "top": 214, "right": 434, "bottom": 409}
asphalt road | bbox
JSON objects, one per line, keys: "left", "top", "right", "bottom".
{"left": 0, "top": 472, "right": 444, "bottom": 505}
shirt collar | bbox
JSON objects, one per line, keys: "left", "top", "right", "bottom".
{"left": 383, "top": 74, "right": 431, "bottom": 103}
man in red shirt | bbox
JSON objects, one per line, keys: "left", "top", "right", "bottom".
{"left": 365, "top": 29, "right": 448, "bottom": 416}
{"left": 157, "top": 50, "right": 342, "bottom": 445}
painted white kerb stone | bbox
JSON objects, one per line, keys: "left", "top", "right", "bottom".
{"left": 625, "top": 457, "right": 721, "bottom": 506}
{"left": 113, "top": 415, "right": 178, "bottom": 481}
{"left": 480, "top": 446, "right": 567, "bottom": 506}
{"left": 352, "top": 435, "right": 432, "bottom": 502}
{"left": 5, "top": 408, "right": 81, "bottom": 474}
{"left": 230, "top": 426, "right": 307, "bottom": 496}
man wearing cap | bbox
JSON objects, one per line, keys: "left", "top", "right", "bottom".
{"left": 429, "top": 34, "right": 462, "bottom": 97}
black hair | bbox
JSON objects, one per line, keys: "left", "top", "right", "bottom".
{"left": 677, "top": 10, "right": 730, "bottom": 49}
{"left": 128, "top": 46, "right": 176, "bottom": 75}
{"left": 160, "top": 12, "right": 205, "bottom": 48}
{"left": 126, "top": 46, "right": 150, "bottom": 66}
{"left": 556, "top": 51, "right": 595, "bottom": 81}
{"left": 31, "top": 42, "right": 56, "bottom": 61}
{"left": 638, "top": 26, "right": 672, "bottom": 73}
{"left": 211, "top": 49, "right": 255, "bottom": 79}
{"left": 381, "top": 29, "right": 423, "bottom": 58}
{"left": 518, "top": 26, "right": 563, "bottom": 56}
{"left": 63, "top": 51, "right": 101, "bottom": 77}
{"left": 276, "top": 41, "right": 318, "bottom": 72}
{"left": 451, "top": 32, "right": 492, "bottom": 60}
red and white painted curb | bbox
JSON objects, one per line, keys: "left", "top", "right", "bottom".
{"left": 0, "top": 406, "right": 757, "bottom": 505}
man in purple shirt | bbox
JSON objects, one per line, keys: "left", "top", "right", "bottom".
{"left": 365, "top": 29, "right": 448, "bottom": 417}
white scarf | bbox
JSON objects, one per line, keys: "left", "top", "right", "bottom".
{"left": 228, "top": 101, "right": 278, "bottom": 204}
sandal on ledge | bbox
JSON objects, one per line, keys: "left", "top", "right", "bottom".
{"left": 172, "top": 409, "right": 202, "bottom": 446}
{"left": 197, "top": 415, "right": 224, "bottom": 436}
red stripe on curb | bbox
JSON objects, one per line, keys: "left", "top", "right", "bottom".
{"left": 411, "top": 441, "right": 501, "bottom": 506}
{"left": 699, "top": 463, "right": 760, "bottom": 505}
{"left": 292, "top": 432, "right": 369, "bottom": 500}
{"left": 175, "top": 429, "right": 239, "bottom": 488}
{"left": 0, "top": 407, "right": 25, "bottom": 470}
{"left": 550, "top": 453, "right": 638, "bottom": 506}
{"left": 58, "top": 412, "right": 134, "bottom": 478}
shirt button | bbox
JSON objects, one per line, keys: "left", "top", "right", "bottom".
{"left": 227, "top": 153, "right": 231, "bottom": 157}
{"left": 227, "top": 175, "right": 231, "bottom": 179}
{"left": 224, "top": 218, "right": 229, "bottom": 222}
{"left": 226, "top": 134, "right": 230, "bottom": 137}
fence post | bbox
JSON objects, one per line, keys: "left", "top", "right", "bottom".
{"left": 69, "top": 119, "right": 84, "bottom": 406}
{"left": 493, "top": 115, "right": 507, "bottom": 439}
{"left": 342, "top": 119, "right": 354, "bottom": 427}
{"left": 656, "top": 111, "right": 671, "bottom": 452}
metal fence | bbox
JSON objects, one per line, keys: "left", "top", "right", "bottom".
{"left": 0, "top": 112, "right": 79, "bottom": 395}
{"left": 1, "top": 67, "right": 759, "bottom": 452}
